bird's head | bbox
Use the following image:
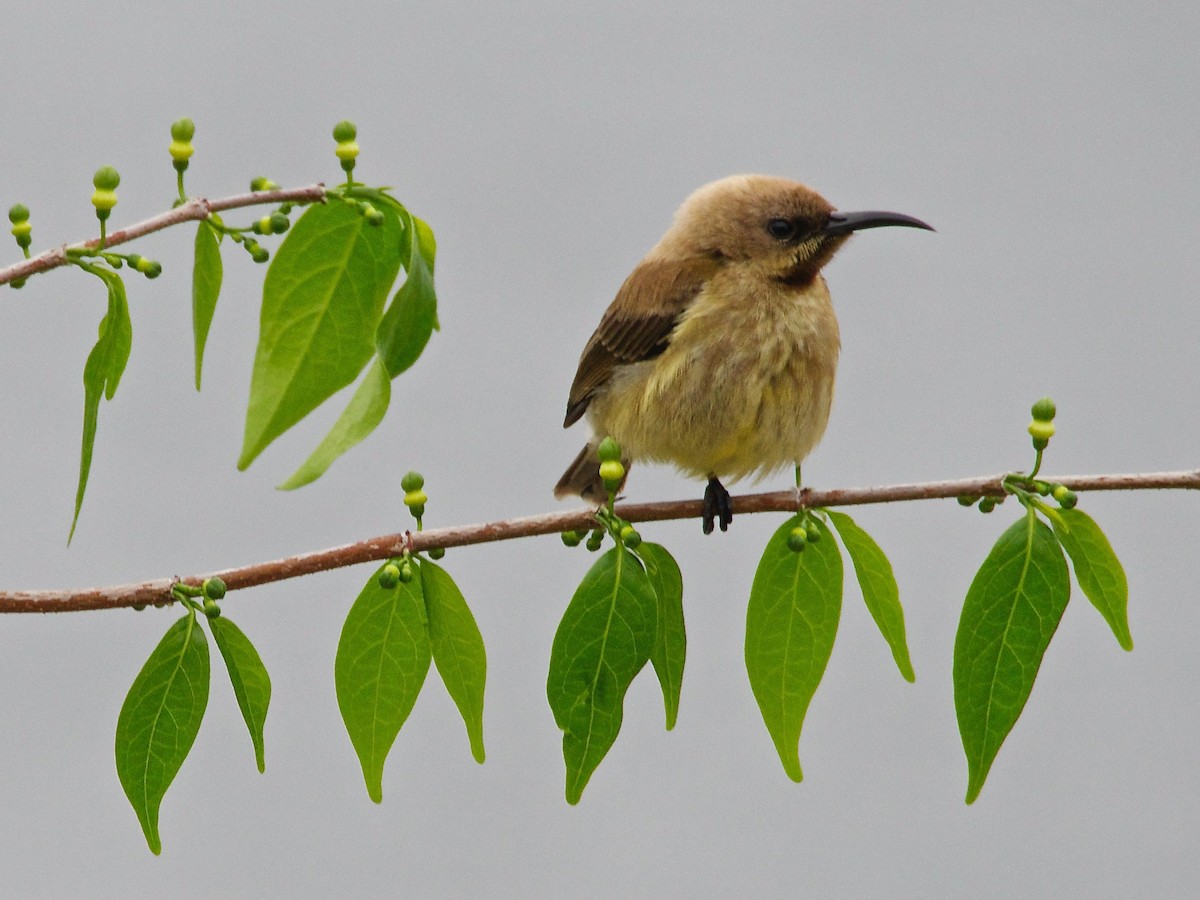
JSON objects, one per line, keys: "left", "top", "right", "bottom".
{"left": 656, "top": 174, "right": 933, "bottom": 285}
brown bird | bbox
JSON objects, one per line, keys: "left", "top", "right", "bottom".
{"left": 555, "top": 174, "right": 932, "bottom": 533}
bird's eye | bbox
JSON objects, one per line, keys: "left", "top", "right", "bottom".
{"left": 766, "top": 218, "right": 797, "bottom": 241}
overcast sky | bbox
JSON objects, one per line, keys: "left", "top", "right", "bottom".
{"left": 2, "top": 2, "right": 1198, "bottom": 897}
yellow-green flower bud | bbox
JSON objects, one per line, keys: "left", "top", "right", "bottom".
{"left": 401, "top": 471, "right": 424, "bottom": 492}
{"left": 1052, "top": 485, "right": 1078, "bottom": 509}
{"left": 1028, "top": 419, "right": 1055, "bottom": 449}
{"left": 599, "top": 460, "right": 625, "bottom": 488}
{"left": 378, "top": 563, "right": 401, "bottom": 589}
{"left": 805, "top": 521, "right": 821, "bottom": 542}
{"left": 787, "top": 526, "right": 807, "bottom": 552}
{"left": 249, "top": 244, "right": 270, "bottom": 264}
{"left": 170, "top": 118, "right": 196, "bottom": 142}
{"left": 91, "top": 189, "right": 118, "bottom": 215}
{"left": 10, "top": 220, "right": 31, "bottom": 248}
{"left": 250, "top": 176, "right": 280, "bottom": 192}
{"left": 404, "top": 489, "right": 429, "bottom": 508}
{"left": 169, "top": 140, "right": 194, "bottom": 162}
{"left": 335, "top": 141, "right": 360, "bottom": 162}
{"left": 597, "top": 437, "right": 622, "bottom": 463}
{"left": 1030, "top": 397, "right": 1056, "bottom": 423}
{"left": 203, "top": 598, "right": 222, "bottom": 618}
{"left": 269, "top": 212, "right": 290, "bottom": 234}
{"left": 398, "top": 561, "right": 415, "bottom": 583}
{"left": 619, "top": 524, "right": 641, "bottom": 548}
{"left": 254, "top": 216, "right": 273, "bottom": 235}
{"left": 585, "top": 529, "right": 604, "bottom": 552}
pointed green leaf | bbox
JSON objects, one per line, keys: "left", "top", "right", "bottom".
{"left": 210, "top": 616, "right": 271, "bottom": 772}
{"left": 420, "top": 559, "right": 487, "bottom": 763}
{"left": 826, "top": 509, "right": 915, "bottom": 682}
{"left": 70, "top": 266, "right": 132, "bottom": 542}
{"left": 637, "top": 542, "right": 686, "bottom": 730}
{"left": 745, "top": 515, "right": 842, "bottom": 782}
{"left": 192, "top": 219, "right": 223, "bottom": 390}
{"left": 335, "top": 563, "right": 431, "bottom": 803}
{"left": 954, "top": 509, "right": 1070, "bottom": 804}
{"left": 238, "top": 202, "right": 403, "bottom": 470}
{"left": 1051, "top": 507, "right": 1132, "bottom": 651}
{"left": 114, "top": 613, "right": 210, "bottom": 855}
{"left": 546, "top": 546, "right": 658, "bottom": 804}
{"left": 376, "top": 212, "right": 437, "bottom": 377}
{"left": 277, "top": 356, "right": 391, "bottom": 489}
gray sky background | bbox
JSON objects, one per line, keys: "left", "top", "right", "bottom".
{"left": 2, "top": 2, "right": 1198, "bottom": 896}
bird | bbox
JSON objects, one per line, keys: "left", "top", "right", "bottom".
{"left": 554, "top": 174, "right": 932, "bottom": 533}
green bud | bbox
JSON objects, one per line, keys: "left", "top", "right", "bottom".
{"left": 957, "top": 494, "right": 978, "bottom": 507}
{"left": 126, "top": 253, "right": 143, "bottom": 267}
{"left": 619, "top": 524, "right": 642, "bottom": 548}
{"left": 250, "top": 176, "right": 280, "bottom": 192}
{"left": 140, "top": 259, "right": 162, "bottom": 278}
{"left": 597, "top": 437, "right": 622, "bottom": 463}
{"left": 378, "top": 563, "right": 401, "bottom": 589}
{"left": 978, "top": 497, "right": 997, "bottom": 513}
{"left": 787, "top": 526, "right": 807, "bottom": 552}
{"left": 10, "top": 219, "right": 31, "bottom": 249}
{"left": 249, "top": 244, "right": 269, "bottom": 264}
{"left": 1028, "top": 420, "right": 1055, "bottom": 446}
{"left": 398, "top": 561, "right": 415, "bottom": 583}
{"left": 169, "top": 140, "right": 194, "bottom": 163}
{"left": 202, "top": 577, "right": 227, "bottom": 600}
{"left": 561, "top": 530, "right": 582, "bottom": 548}
{"left": 805, "top": 521, "right": 821, "bottom": 543}
{"left": 269, "top": 212, "right": 290, "bottom": 234}
{"left": 404, "top": 489, "right": 429, "bottom": 509}
{"left": 1053, "top": 485, "right": 1078, "bottom": 509}
{"left": 428, "top": 547, "right": 446, "bottom": 560}
{"left": 1031, "top": 397, "right": 1056, "bottom": 423}
{"left": 586, "top": 529, "right": 604, "bottom": 552}
{"left": 93, "top": 166, "right": 121, "bottom": 191}
{"left": 170, "top": 118, "right": 196, "bottom": 141}
{"left": 253, "top": 216, "right": 273, "bottom": 235}
{"left": 332, "top": 120, "right": 357, "bottom": 142}
{"left": 365, "top": 207, "right": 385, "bottom": 226}
{"left": 8, "top": 203, "right": 30, "bottom": 224}
{"left": 10, "top": 278, "right": 25, "bottom": 288}
{"left": 335, "top": 142, "right": 359, "bottom": 161}
{"left": 599, "top": 460, "right": 625, "bottom": 487}
{"left": 203, "top": 598, "right": 221, "bottom": 618}
{"left": 401, "top": 470, "right": 425, "bottom": 492}
{"left": 91, "top": 189, "right": 117, "bottom": 215}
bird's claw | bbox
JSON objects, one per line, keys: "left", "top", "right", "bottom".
{"left": 703, "top": 477, "right": 733, "bottom": 534}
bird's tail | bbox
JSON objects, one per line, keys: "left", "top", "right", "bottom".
{"left": 554, "top": 441, "right": 629, "bottom": 503}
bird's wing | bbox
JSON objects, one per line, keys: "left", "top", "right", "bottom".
{"left": 564, "top": 255, "right": 719, "bottom": 427}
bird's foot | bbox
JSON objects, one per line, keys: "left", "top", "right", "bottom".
{"left": 702, "top": 477, "right": 733, "bottom": 534}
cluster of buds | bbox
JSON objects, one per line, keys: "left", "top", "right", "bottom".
{"left": 168, "top": 118, "right": 195, "bottom": 174}
{"left": 333, "top": 120, "right": 359, "bottom": 178}
{"left": 1028, "top": 397, "right": 1056, "bottom": 451}
{"left": 8, "top": 203, "right": 31, "bottom": 252}
{"left": 402, "top": 470, "right": 427, "bottom": 520}
{"left": 786, "top": 517, "right": 822, "bottom": 553}
{"left": 378, "top": 558, "right": 415, "bottom": 588}
{"left": 91, "top": 166, "right": 120, "bottom": 224}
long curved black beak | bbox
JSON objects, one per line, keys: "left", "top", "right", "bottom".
{"left": 822, "top": 210, "right": 935, "bottom": 237}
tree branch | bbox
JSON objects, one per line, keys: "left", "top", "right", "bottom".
{"left": 2, "top": 468, "right": 1195, "bottom": 614}
{"left": 0, "top": 184, "right": 328, "bottom": 285}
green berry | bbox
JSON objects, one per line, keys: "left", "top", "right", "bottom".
{"left": 401, "top": 471, "right": 425, "bottom": 492}
{"left": 561, "top": 531, "right": 582, "bottom": 548}
{"left": 429, "top": 547, "right": 445, "bottom": 559}
{"left": 93, "top": 166, "right": 120, "bottom": 191}
{"left": 978, "top": 497, "right": 997, "bottom": 513}
{"left": 597, "top": 437, "right": 622, "bottom": 463}
{"left": 619, "top": 524, "right": 642, "bottom": 548}
{"left": 398, "top": 561, "right": 414, "bottom": 583}
{"left": 170, "top": 118, "right": 196, "bottom": 141}
{"left": 1031, "top": 397, "right": 1056, "bottom": 423}
{"left": 202, "top": 577, "right": 227, "bottom": 600}
{"left": 269, "top": 212, "right": 290, "bottom": 234}
{"left": 203, "top": 598, "right": 221, "bottom": 618}
{"left": 378, "top": 563, "right": 401, "bottom": 589}
{"left": 586, "top": 530, "right": 604, "bottom": 552}
{"left": 787, "top": 526, "right": 807, "bottom": 552}
{"left": 8, "top": 203, "right": 29, "bottom": 224}
{"left": 332, "top": 120, "right": 357, "bottom": 142}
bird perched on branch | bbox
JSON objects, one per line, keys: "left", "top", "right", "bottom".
{"left": 555, "top": 174, "right": 932, "bottom": 533}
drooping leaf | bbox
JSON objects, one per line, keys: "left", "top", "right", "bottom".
{"left": 420, "top": 559, "right": 487, "bottom": 763}
{"left": 954, "top": 509, "right": 1070, "bottom": 803}
{"left": 114, "top": 613, "right": 210, "bottom": 855}
{"left": 210, "top": 616, "right": 272, "bottom": 773}
{"left": 277, "top": 357, "right": 390, "bottom": 490}
{"left": 70, "top": 265, "right": 132, "bottom": 543}
{"left": 546, "top": 545, "right": 658, "bottom": 804}
{"left": 238, "top": 202, "right": 402, "bottom": 470}
{"left": 745, "top": 515, "right": 843, "bottom": 782}
{"left": 192, "top": 219, "right": 223, "bottom": 390}
{"left": 826, "top": 509, "right": 915, "bottom": 682}
{"left": 335, "top": 563, "right": 431, "bottom": 803}
{"left": 1051, "top": 507, "right": 1133, "bottom": 651}
{"left": 637, "top": 542, "right": 686, "bottom": 730}
{"left": 376, "top": 211, "right": 438, "bottom": 377}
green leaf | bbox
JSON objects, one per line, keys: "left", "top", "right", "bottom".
{"left": 637, "top": 542, "right": 686, "bottom": 730}
{"left": 114, "top": 613, "right": 210, "bottom": 855}
{"left": 277, "top": 356, "right": 390, "bottom": 490}
{"left": 1051, "top": 507, "right": 1133, "bottom": 651}
{"left": 546, "top": 545, "right": 658, "bottom": 804}
{"left": 826, "top": 509, "right": 915, "bottom": 682}
{"left": 238, "top": 202, "right": 403, "bottom": 470}
{"left": 745, "top": 514, "right": 843, "bottom": 782}
{"left": 210, "top": 616, "right": 272, "bottom": 773}
{"left": 70, "top": 265, "right": 132, "bottom": 543}
{"left": 420, "top": 559, "right": 487, "bottom": 763}
{"left": 192, "top": 219, "right": 223, "bottom": 390}
{"left": 376, "top": 212, "right": 438, "bottom": 377}
{"left": 335, "top": 563, "right": 431, "bottom": 803}
{"left": 954, "top": 509, "right": 1070, "bottom": 804}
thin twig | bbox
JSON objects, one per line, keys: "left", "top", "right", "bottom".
{"left": 2, "top": 468, "right": 1195, "bottom": 614}
{"left": 0, "top": 185, "right": 328, "bottom": 285}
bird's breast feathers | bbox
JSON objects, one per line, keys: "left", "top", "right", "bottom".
{"left": 588, "top": 273, "right": 840, "bottom": 481}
